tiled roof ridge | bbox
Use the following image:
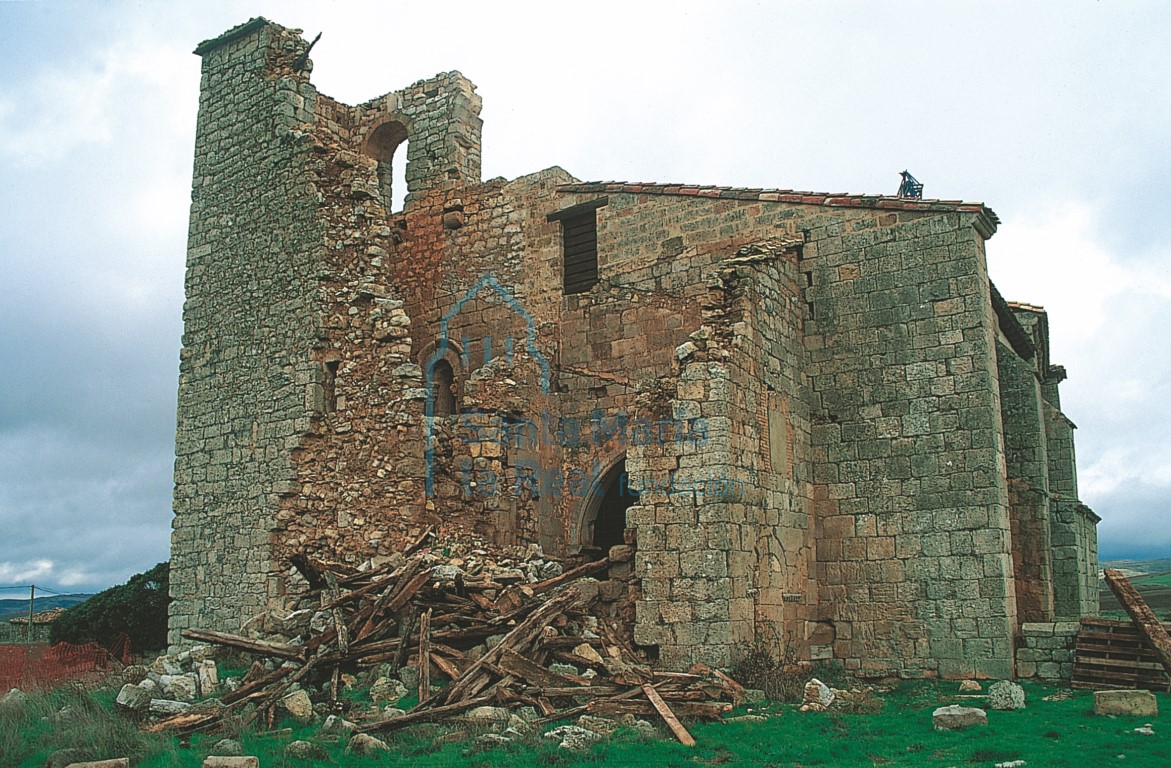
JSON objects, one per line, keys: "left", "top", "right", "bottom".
{"left": 558, "top": 180, "right": 999, "bottom": 226}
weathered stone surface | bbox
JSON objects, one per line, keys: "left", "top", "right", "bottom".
{"left": 0, "top": 688, "right": 27, "bottom": 712}
{"left": 202, "top": 758, "right": 257, "bottom": 768}
{"left": 281, "top": 690, "right": 316, "bottom": 724}
{"left": 959, "top": 680, "right": 982, "bottom": 692}
{"left": 932, "top": 705, "right": 988, "bottom": 730}
{"left": 60, "top": 760, "right": 128, "bottom": 768}
{"left": 988, "top": 680, "right": 1025, "bottom": 710}
{"left": 369, "top": 676, "right": 408, "bottom": 706}
{"left": 573, "top": 643, "right": 604, "bottom": 665}
{"left": 197, "top": 660, "right": 219, "bottom": 695}
{"left": 458, "top": 705, "right": 511, "bottom": 725}
{"left": 801, "top": 678, "right": 835, "bottom": 711}
{"left": 159, "top": 674, "right": 197, "bottom": 702}
{"left": 397, "top": 665, "right": 420, "bottom": 690}
{"left": 209, "top": 739, "right": 243, "bottom": 756}
{"left": 544, "top": 725, "right": 603, "bottom": 753}
{"left": 284, "top": 740, "right": 324, "bottom": 759}
{"left": 114, "top": 684, "right": 152, "bottom": 713}
{"left": 347, "top": 733, "right": 390, "bottom": 755}
{"left": 321, "top": 714, "right": 358, "bottom": 735}
{"left": 1093, "top": 689, "right": 1158, "bottom": 717}
{"left": 149, "top": 699, "right": 190, "bottom": 716}
{"left": 121, "top": 666, "right": 148, "bottom": 685}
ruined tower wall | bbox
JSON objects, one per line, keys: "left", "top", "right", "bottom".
{"left": 170, "top": 21, "right": 323, "bottom": 645}
{"left": 996, "top": 340, "right": 1055, "bottom": 623}
{"left": 802, "top": 211, "right": 1018, "bottom": 679}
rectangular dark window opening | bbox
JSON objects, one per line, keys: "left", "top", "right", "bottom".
{"left": 550, "top": 198, "right": 607, "bottom": 295}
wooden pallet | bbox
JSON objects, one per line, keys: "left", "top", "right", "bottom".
{"left": 1072, "top": 616, "right": 1171, "bottom": 691}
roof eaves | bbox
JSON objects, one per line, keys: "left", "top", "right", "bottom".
{"left": 194, "top": 17, "right": 270, "bottom": 56}
{"left": 558, "top": 181, "right": 999, "bottom": 228}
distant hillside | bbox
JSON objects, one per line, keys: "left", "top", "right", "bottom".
{"left": 0, "top": 594, "right": 92, "bottom": 622}
{"left": 1100, "top": 557, "right": 1171, "bottom": 578}
{"left": 1099, "top": 557, "right": 1171, "bottom": 620}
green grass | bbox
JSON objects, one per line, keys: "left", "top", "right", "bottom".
{"left": 4, "top": 680, "right": 1169, "bottom": 767}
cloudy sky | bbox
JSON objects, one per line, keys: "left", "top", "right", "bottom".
{"left": 1, "top": 0, "right": 1169, "bottom": 595}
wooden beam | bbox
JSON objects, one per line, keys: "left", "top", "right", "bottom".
{"left": 356, "top": 694, "right": 496, "bottom": 734}
{"left": 180, "top": 629, "right": 304, "bottom": 661}
{"left": 418, "top": 608, "right": 433, "bottom": 702}
{"left": 1103, "top": 568, "right": 1171, "bottom": 681}
{"left": 642, "top": 684, "right": 696, "bottom": 747}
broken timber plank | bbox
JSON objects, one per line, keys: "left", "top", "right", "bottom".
{"left": 496, "top": 647, "right": 595, "bottom": 688}
{"left": 181, "top": 629, "right": 304, "bottom": 661}
{"left": 431, "top": 588, "right": 581, "bottom": 707}
{"left": 356, "top": 694, "right": 496, "bottom": 734}
{"left": 323, "top": 571, "right": 350, "bottom": 656}
{"left": 418, "top": 608, "right": 433, "bottom": 702}
{"left": 529, "top": 558, "right": 610, "bottom": 596}
{"left": 1103, "top": 568, "right": 1171, "bottom": 681}
{"left": 221, "top": 666, "right": 292, "bottom": 705}
{"left": 643, "top": 683, "right": 696, "bottom": 746}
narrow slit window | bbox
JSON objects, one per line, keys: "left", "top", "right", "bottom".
{"left": 432, "top": 359, "right": 457, "bottom": 416}
{"left": 549, "top": 197, "right": 607, "bottom": 295}
{"left": 323, "top": 360, "right": 339, "bottom": 413}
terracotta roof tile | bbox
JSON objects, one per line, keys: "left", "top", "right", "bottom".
{"left": 558, "top": 181, "right": 1000, "bottom": 235}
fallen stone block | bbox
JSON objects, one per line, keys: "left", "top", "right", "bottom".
{"left": 348, "top": 733, "right": 390, "bottom": 755}
{"left": 932, "top": 705, "right": 988, "bottom": 730}
{"left": 988, "top": 680, "right": 1025, "bottom": 710}
{"left": 62, "top": 760, "right": 129, "bottom": 768}
{"left": 1093, "top": 689, "right": 1158, "bottom": 717}
{"left": 114, "top": 683, "right": 152, "bottom": 714}
{"left": 149, "top": 699, "right": 191, "bottom": 716}
{"left": 202, "top": 758, "right": 259, "bottom": 768}
{"left": 281, "top": 689, "right": 316, "bottom": 724}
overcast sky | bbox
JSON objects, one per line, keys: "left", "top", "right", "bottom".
{"left": 1, "top": 1, "right": 1169, "bottom": 595}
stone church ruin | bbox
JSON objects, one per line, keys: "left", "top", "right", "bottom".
{"left": 169, "top": 18, "right": 1099, "bottom": 680}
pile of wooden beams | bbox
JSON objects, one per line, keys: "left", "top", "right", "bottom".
{"left": 1072, "top": 568, "right": 1171, "bottom": 692}
{"left": 162, "top": 540, "right": 742, "bottom": 746}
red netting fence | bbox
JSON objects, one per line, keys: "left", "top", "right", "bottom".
{"left": 0, "top": 634, "right": 130, "bottom": 691}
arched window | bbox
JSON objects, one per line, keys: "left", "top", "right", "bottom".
{"left": 364, "top": 121, "right": 409, "bottom": 213}
{"left": 432, "top": 359, "right": 457, "bottom": 417}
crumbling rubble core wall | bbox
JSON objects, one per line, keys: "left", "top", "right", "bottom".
{"left": 272, "top": 71, "right": 489, "bottom": 576}
{"left": 171, "top": 17, "right": 1101, "bottom": 671}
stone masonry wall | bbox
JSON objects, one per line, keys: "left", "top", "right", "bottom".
{"left": 802, "top": 210, "right": 1018, "bottom": 679}
{"left": 170, "top": 20, "right": 322, "bottom": 646}
{"left": 1015, "top": 621, "right": 1080, "bottom": 682}
{"left": 996, "top": 340, "right": 1055, "bottom": 623}
{"left": 1044, "top": 399, "right": 1100, "bottom": 618}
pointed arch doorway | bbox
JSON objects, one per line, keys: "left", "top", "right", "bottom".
{"left": 579, "top": 456, "right": 639, "bottom": 557}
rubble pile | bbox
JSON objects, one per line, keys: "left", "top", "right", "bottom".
{"left": 144, "top": 532, "right": 743, "bottom": 746}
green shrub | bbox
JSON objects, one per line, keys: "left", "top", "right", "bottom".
{"left": 50, "top": 562, "right": 170, "bottom": 653}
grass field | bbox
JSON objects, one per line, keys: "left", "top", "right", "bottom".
{"left": 3, "top": 680, "right": 1168, "bottom": 767}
